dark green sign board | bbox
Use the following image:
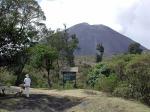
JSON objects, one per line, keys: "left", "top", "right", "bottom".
{"left": 63, "top": 72, "right": 76, "bottom": 81}
{"left": 62, "top": 71, "right": 77, "bottom": 88}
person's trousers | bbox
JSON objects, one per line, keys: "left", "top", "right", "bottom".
{"left": 24, "top": 87, "right": 30, "bottom": 97}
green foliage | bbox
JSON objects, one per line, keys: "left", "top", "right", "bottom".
{"left": 0, "top": 68, "right": 16, "bottom": 86}
{"left": 0, "top": 0, "right": 46, "bottom": 57}
{"left": 29, "top": 44, "right": 58, "bottom": 87}
{"left": 96, "top": 43, "right": 104, "bottom": 62}
{"left": 29, "top": 44, "right": 58, "bottom": 69}
{"left": 107, "top": 54, "right": 139, "bottom": 81}
{"left": 77, "top": 64, "right": 92, "bottom": 88}
{"left": 94, "top": 74, "right": 118, "bottom": 92}
{"left": 87, "top": 53, "right": 150, "bottom": 105}
{"left": 112, "top": 82, "right": 133, "bottom": 99}
{"left": 125, "top": 54, "right": 150, "bottom": 104}
{"left": 96, "top": 43, "right": 104, "bottom": 53}
{"left": 0, "top": 0, "right": 46, "bottom": 85}
{"left": 87, "top": 63, "right": 111, "bottom": 87}
{"left": 128, "top": 42, "right": 143, "bottom": 54}
{"left": 64, "top": 81, "right": 74, "bottom": 89}
{"left": 23, "top": 65, "right": 49, "bottom": 88}
{"left": 45, "top": 25, "right": 79, "bottom": 67}
{"left": 96, "top": 53, "right": 102, "bottom": 63}
{"left": 50, "top": 81, "right": 74, "bottom": 90}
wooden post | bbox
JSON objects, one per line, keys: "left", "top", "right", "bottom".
{"left": 63, "top": 73, "right": 64, "bottom": 88}
{"left": 74, "top": 73, "right": 77, "bottom": 88}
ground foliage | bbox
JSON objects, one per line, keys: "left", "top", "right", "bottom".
{"left": 87, "top": 53, "right": 150, "bottom": 105}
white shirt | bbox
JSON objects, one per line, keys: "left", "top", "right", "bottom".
{"left": 24, "top": 77, "right": 31, "bottom": 87}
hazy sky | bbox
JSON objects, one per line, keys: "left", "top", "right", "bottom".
{"left": 38, "top": 0, "right": 150, "bottom": 49}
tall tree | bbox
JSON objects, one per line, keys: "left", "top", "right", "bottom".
{"left": 45, "top": 25, "right": 79, "bottom": 67}
{"left": 0, "top": 0, "right": 46, "bottom": 58}
{"left": 0, "top": 0, "right": 46, "bottom": 85}
{"left": 30, "top": 44, "right": 58, "bottom": 88}
{"left": 128, "top": 42, "right": 143, "bottom": 54}
{"left": 96, "top": 43, "right": 104, "bottom": 62}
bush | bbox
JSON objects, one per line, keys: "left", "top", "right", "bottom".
{"left": 0, "top": 68, "right": 16, "bottom": 86}
{"left": 77, "top": 64, "right": 92, "bottom": 89}
{"left": 87, "top": 63, "right": 111, "bottom": 87}
{"left": 94, "top": 74, "right": 118, "bottom": 92}
{"left": 113, "top": 82, "right": 134, "bottom": 99}
{"left": 61, "top": 81, "right": 74, "bottom": 89}
{"left": 125, "top": 54, "right": 150, "bottom": 105}
{"left": 112, "top": 54, "right": 150, "bottom": 105}
{"left": 51, "top": 82, "right": 63, "bottom": 90}
{"left": 87, "top": 53, "right": 150, "bottom": 106}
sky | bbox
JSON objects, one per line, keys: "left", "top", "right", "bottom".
{"left": 38, "top": 0, "right": 150, "bottom": 49}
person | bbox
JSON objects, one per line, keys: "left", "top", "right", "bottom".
{"left": 24, "top": 74, "right": 31, "bottom": 98}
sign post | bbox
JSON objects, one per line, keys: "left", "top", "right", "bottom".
{"left": 61, "top": 67, "right": 78, "bottom": 88}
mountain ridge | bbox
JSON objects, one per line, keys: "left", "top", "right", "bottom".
{"left": 68, "top": 22, "right": 145, "bottom": 56}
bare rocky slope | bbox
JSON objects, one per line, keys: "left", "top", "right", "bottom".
{"left": 68, "top": 23, "right": 146, "bottom": 56}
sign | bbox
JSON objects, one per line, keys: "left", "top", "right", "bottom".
{"left": 63, "top": 72, "right": 76, "bottom": 81}
{"left": 61, "top": 67, "right": 78, "bottom": 88}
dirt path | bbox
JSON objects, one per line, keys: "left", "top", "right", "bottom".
{"left": 30, "top": 88, "right": 105, "bottom": 98}
{"left": 0, "top": 87, "right": 150, "bottom": 112}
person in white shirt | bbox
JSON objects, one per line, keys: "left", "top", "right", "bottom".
{"left": 24, "top": 74, "right": 31, "bottom": 98}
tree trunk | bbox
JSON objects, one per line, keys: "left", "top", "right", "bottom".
{"left": 14, "top": 52, "right": 28, "bottom": 86}
{"left": 15, "top": 65, "right": 24, "bottom": 86}
{"left": 47, "top": 70, "right": 52, "bottom": 88}
{"left": 56, "top": 59, "right": 60, "bottom": 79}
{"left": 100, "top": 52, "right": 103, "bottom": 61}
{"left": 15, "top": 73, "right": 22, "bottom": 86}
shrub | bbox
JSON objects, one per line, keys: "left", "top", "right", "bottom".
{"left": 112, "top": 54, "right": 150, "bottom": 105}
{"left": 0, "top": 68, "right": 16, "bottom": 86}
{"left": 125, "top": 54, "right": 150, "bottom": 105}
{"left": 64, "top": 81, "right": 74, "bottom": 89}
{"left": 94, "top": 74, "right": 118, "bottom": 92}
{"left": 113, "top": 82, "right": 134, "bottom": 99}
{"left": 87, "top": 63, "right": 111, "bottom": 87}
{"left": 87, "top": 53, "right": 150, "bottom": 106}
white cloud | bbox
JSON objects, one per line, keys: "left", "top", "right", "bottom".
{"left": 117, "top": 0, "right": 150, "bottom": 49}
{"left": 39, "top": 0, "right": 150, "bottom": 49}
{"left": 39, "top": 0, "right": 137, "bottom": 29}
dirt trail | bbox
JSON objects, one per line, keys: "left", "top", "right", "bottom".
{"left": 0, "top": 87, "right": 150, "bottom": 112}
{"left": 30, "top": 88, "right": 105, "bottom": 98}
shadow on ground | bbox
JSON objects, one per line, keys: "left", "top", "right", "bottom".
{"left": 0, "top": 94, "right": 82, "bottom": 112}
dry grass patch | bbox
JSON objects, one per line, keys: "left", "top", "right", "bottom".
{"left": 67, "top": 95, "right": 150, "bottom": 112}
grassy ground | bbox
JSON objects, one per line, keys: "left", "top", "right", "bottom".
{"left": 0, "top": 87, "right": 150, "bottom": 112}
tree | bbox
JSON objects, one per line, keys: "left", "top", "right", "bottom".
{"left": 45, "top": 25, "right": 79, "bottom": 67}
{"left": 128, "top": 42, "right": 143, "bottom": 54}
{"left": 96, "top": 43, "right": 104, "bottom": 62}
{"left": 30, "top": 44, "right": 58, "bottom": 88}
{"left": 0, "top": 0, "right": 46, "bottom": 58}
{"left": 0, "top": 0, "right": 46, "bottom": 85}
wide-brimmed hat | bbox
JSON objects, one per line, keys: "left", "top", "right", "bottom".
{"left": 25, "top": 74, "right": 29, "bottom": 77}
